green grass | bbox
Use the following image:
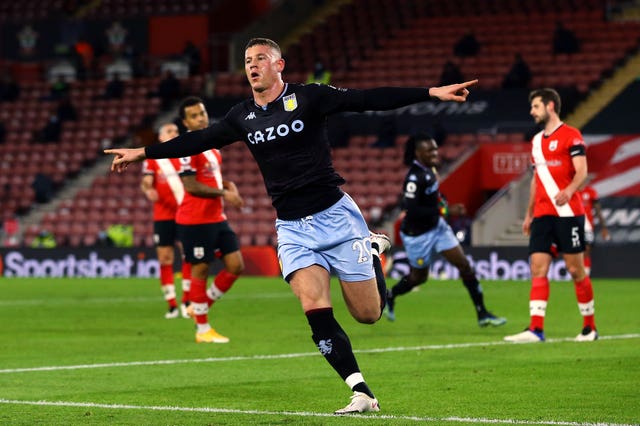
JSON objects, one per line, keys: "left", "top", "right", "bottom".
{"left": 0, "top": 277, "right": 638, "bottom": 425}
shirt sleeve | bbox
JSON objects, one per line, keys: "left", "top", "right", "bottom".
{"left": 310, "top": 84, "right": 433, "bottom": 116}
{"left": 145, "top": 119, "right": 240, "bottom": 159}
{"left": 568, "top": 127, "right": 586, "bottom": 157}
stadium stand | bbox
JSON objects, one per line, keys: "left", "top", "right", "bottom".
{"left": 3, "top": 0, "right": 640, "bottom": 247}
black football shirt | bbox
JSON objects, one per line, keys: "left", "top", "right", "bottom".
{"left": 147, "top": 83, "right": 432, "bottom": 220}
{"left": 401, "top": 160, "right": 441, "bottom": 236}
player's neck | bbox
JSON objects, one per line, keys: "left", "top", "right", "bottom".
{"left": 543, "top": 117, "right": 563, "bottom": 136}
{"left": 253, "top": 81, "right": 286, "bottom": 107}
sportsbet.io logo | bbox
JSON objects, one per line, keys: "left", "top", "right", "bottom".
{"left": 1, "top": 250, "right": 160, "bottom": 278}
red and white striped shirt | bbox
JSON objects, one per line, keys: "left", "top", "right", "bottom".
{"left": 531, "top": 123, "right": 586, "bottom": 218}
{"left": 142, "top": 158, "right": 184, "bottom": 221}
{"left": 176, "top": 149, "right": 227, "bottom": 225}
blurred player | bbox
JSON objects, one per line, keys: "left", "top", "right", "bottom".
{"left": 385, "top": 133, "right": 506, "bottom": 327}
{"left": 141, "top": 123, "right": 192, "bottom": 319}
{"left": 579, "top": 179, "right": 610, "bottom": 276}
{"left": 177, "top": 96, "right": 245, "bottom": 343}
{"left": 505, "top": 88, "right": 597, "bottom": 343}
{"left": 106, "top": 37, "right": 477, "bottom": 414}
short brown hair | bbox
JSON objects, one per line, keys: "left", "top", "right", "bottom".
{"left": 529, "top": 88, "right": 561, "bottom": 115}
{"left": 245, "top": 38, "right": 281, "bottom": 57}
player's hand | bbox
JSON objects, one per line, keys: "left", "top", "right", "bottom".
{"left": 104, "top": 147, "right": 146, "bottom": 172}
{"left": 554, "top": 189, "right": 571, "bottom": 206}
{"left": 224, "top": 191, "right": 244, "bottom": 208}
{"left": 144, "top": 188, "right": 159, "bottom": 202}
{"left": 429, "top": 79, "right": 478, "bottom": 102}
{"left": 601, "top": 228, "right": 611, "bottom": 241}
{"left": 522, "top": 215, "right": 532, "bottom": 236}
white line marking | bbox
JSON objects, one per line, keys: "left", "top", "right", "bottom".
{"left": 0, "top": 292, "right": 292, "bottom": 307}
{"left": 1, "top": 334, "right": 638, "bottom": 374}
{"left": 0, "top": 399, "right": 634, "bottom": 425}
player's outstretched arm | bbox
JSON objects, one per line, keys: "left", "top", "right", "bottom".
{"left": 104, "top": 147, "right": 146, "bottom": 173}
{"left": 429, "top": 79, "right": 478, "bottom": 102}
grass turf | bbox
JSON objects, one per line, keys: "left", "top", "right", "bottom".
{"left": 0, "top": 277, "right": 638, "bottom": 425}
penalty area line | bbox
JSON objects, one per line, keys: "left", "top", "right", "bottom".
{"left": 0, "top": 399, "right": 634, "bottom": 426}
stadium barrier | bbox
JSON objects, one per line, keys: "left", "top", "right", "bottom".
{"left": 0, "top": 245, "right": 636, "bottom": 279}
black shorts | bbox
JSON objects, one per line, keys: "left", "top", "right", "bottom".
{"left": 529, "top": 215, "right": 585, "bottom": 255}
{"left": 178, "top": 221, "right": 240, "bottom": 263}
{"left": 154, "top": 220, "right": 178, "bottom": 246}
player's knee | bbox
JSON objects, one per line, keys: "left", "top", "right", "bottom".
{"left": 158, "top": 257, "right": 173, "bottom": 266}
{"left": 565, "top": 264, "right": 584, "bottom": 280}
{"left": 157, "top": 250, "right": 174, "bottom": 265}
{"left": 227, "top": 263, "right": 244, "bottom": 276}
{"left": 353, "top": 306, "right": 381, "bottom": 324}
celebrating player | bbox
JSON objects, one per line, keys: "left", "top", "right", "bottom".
{"left": 386, "top": 133, "right": 506, "bottom": 327}
{"left": 106, "top": 37, "right": 478, "bottom": 413}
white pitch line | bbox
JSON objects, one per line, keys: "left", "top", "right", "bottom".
{"left": 0, "top": 292, "right": 293, "bottom": 307}
{"left": 1, "top": 333, "right": 638, "bottom": 374}
{"left": 0, "top": 399, "right": 634, "bottom": 426}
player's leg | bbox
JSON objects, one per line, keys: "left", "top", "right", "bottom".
{"left": 557, "top": 216, "right": 598, "bottom": 341}
{"left": 206, "top": 223, "right": 244, "bottom": 306}
{"left": 154, "top": 220, "right": 179, "bottom": 318}
{"left": 179, "top": 223, "right": 229, "bottom": 343}
{"left": 564, "top": 251, "right": 597, "bottom": 340}
{"left": 387, "top": 227, "right": 439, "bottom": 321}
{"left": 277, "top": 195, "right": 381, "bottom": 414}
{"left": 369, "top": 231, "right": 391, "bottom": 310}
{"left": 157, "top": 245, "right": 178, "bottom": 318}
{"left": 505, "top": 216, "right": 552, "bottom": 343}
{"left": 583, "top": 244, "right": 592, "bottom": 276}
{"left": 440, "top": 243, "right": 506, "bottom": 327}
{"left": 289, "top": 266, "right": 379, "bottom": 414}
{"left": 177, "top": 241, "right": 192, "bottom": 318}
{"left": 386, "top": 266, "right": 428, "bottom": 321}
{"left": 583, "top": 218, "right": 594, "bottom": 276}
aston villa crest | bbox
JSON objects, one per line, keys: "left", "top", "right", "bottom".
{"left": 283, "top": 94, "right": 298, "bottom": 111}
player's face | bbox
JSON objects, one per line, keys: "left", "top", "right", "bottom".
{"left": 182, "top": 103, "right": 209, "bottom": 131}
{"left": 245, "top": 44, "right": 284, "bottom": 93}
{"left": 530, "top": 96, "right": 550, "bottom": 125}
{"left": 158, "top": 123, "right": 178, "bottom": 143}
{"left": 415, "top": 139, "right": 439, "bottom": 167}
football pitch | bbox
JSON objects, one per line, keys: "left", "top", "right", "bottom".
{"left": 0, "top": 276, "right": 638, "bottom": 425}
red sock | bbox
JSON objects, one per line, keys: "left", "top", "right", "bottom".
{"left": 206, "top": 270, "right": 239, "bottom": 306}
{"left": 214, "top": 270, "right": 239, "bottom": 293}
{"left": 160, "top": 265, "right": 177, "bottom": 308}
{"left": 583, "top": 256, "right": 592, "bottom": 269}
{"left": 190, "top": 277, "right": 208, "bottom": 324}
{"left": 181, "top": 262, "right": 192, "bottom": 304}
{"left": 574, "top": 276, "right": 596, "bottom": 329}
{"left": 160, "top": 264, "right": 173, "bottom": 285}
{"left": 529, "top": 277, "right": 549, "bottom": 330}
